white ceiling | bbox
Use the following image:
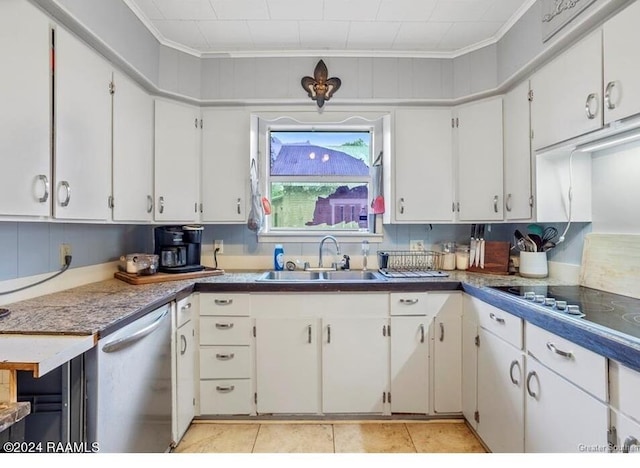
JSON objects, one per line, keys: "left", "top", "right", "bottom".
{"left": 125, "top": 0, "right": 535, "bottom": 58}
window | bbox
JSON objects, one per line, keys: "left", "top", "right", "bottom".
{"left": 255, "top": 113, "right": 388, "bottom": 239}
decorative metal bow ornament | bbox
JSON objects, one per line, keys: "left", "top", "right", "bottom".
{"left": 301, "top": 60, "right": 341, "bottom": 108}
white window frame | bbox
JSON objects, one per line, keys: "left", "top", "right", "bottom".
{"left": 253, "top": 111, "right": 389, "bottom": 243}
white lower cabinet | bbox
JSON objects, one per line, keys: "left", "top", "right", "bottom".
{"left": 476, "top": 328, "right": 524, "bottom": 453}
{"left": 173, "top": 295, "right": 197, "bottom": 445}
{"left": 432, "top": 293, "right": 462, "bottom": 413}
{"left": 390, "top": 316, "right": 430, "bottom": 414}
{"left": 322, "top": 316, "right": 389, "bottom": 414}
{"left": 255, "top": 317, "right": 320, "bottom": 414}
{"left": 609, "top": 360, "right": 640, "bottom": 453}
{"left": 524, "top": 355, "right": 608, "bottom": 452}
{"left": 461, "top": 295, "right": 479, "bottom": 430}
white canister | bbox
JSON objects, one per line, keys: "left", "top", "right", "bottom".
{"left": 519, "top": 251, "right": 548, "bottom": 278}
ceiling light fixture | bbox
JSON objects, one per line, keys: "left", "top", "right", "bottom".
{"left": 301, "top": 60, "right": 341, "bottom": 108}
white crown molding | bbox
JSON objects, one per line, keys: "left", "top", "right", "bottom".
{"left": 122, "top": 0, "right": 538, "bottom": 59}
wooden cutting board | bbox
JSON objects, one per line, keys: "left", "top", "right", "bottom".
{"left": 114, "top": 268, "right": 224, "bottom": 285}
{"left": 580, "top": 233, "right": 640, "bottom": 299}
{"left": 466, "top": 241, "right": 511, "bottom": 275}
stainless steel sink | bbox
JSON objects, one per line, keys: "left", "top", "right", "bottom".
{"left": 256, "top": 270, "right": 385, "bottom": 282}
{"left": 259, "top": 271, "right": 322, "bottom": 281}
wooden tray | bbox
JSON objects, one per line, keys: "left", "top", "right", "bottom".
{"left": 467, "top": 241, "right": 511, "bottom": 275}
{"left": 114, "top": 268, "right": 224, "bottom": 285}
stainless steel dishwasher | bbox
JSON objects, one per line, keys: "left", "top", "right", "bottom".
{"left": 85, "top": 304, "right": 172, "bottom": 453}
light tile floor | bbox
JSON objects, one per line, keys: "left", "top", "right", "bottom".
{"left": 173, "top": 420, "right": 486, "bottom": 453}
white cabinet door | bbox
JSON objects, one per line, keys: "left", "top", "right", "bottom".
{"left": 175, "top": 318, "right": 195, "bottom": 442}
{"left": 524, "top": 357, "right": 608, "bottom": 453}
{"left": 112, "top": 71, "right": 154, "bottom": 222}
{"left": 503, "top": 81, "right": 532, "bottom": 221}
{"left": 255, "top": 317, "right": 320, "bottom": 414}
{"left": 154, "top": 99, "right": 200, "bottom": 222}
{"left": 54, "top": 27, "right": 112, "bottom": 220}
{"left": 603, "top": 0, "right": 640, "bottom": 124}
{"left": 530, "top": 29, "right": 603, "bottom": 150}
{"left": 322, "top": 317, "right": 388, "bottom": 413}
{"left": 0, "top": 1, "right": 51, "bottom": 217}
{"left": 393, "top": 108, "right": 454, "bottom": 222}
{"left": 390, "top": 317, "right": 429, "bottom": 414}
{"left": 201, "top": 108, "right": 249, "bottom": 222}
{"left": 461, "top": 295, "right": 478, "bottom": 430}
{"left": 610, "top": 409, "right": 640, "bottom": 454}
{"left": 431, "top": 293, "right": 462, "bottom": 413}
{"left": 456, "top": 98, "right": 504, "bottom": 221}
{"left": 477, "top": 328, "right": 524, "bottom": 453}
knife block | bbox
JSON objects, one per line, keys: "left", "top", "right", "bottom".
{"left": 467, "top": 241, "right": 511, "bottom": 275}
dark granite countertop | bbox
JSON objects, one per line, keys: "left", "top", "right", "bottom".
{"left": 0, "top": 269, "right": 638, "bottom": 372}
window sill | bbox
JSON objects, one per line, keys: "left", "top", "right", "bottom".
{"left": 257, "top": 231, "right": 384, "bottom": 244}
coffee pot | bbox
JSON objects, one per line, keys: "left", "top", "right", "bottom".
{"left": 154, "top": 225, "right": 205, "bottom": 273}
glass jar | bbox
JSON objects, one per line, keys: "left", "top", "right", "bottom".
{"left": 441, "top": 242, "right": 456, "bottom": 270}
{"left": 456, "top": 245, "right": 470, "bottom": 270}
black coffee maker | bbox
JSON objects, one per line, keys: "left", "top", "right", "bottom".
{"left": 154, "top": 225, "right": 205, "bottom": 273}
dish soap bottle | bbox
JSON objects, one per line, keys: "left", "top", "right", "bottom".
{"left": 274, "top": 244, "right": 284, "bottom": 271}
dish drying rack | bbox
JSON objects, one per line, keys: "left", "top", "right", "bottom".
{"left": 377, "top": 250, "right": 449, "bottom": 278}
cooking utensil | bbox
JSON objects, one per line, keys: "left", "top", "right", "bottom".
{"left": 542, "top": 226, "right": 558, "bottom": 244}
{"left": 478, "top": 224, "right": 485, "bottom": 269}
{"left": 469, "top": 224, "right": 476, "bottom": 267}
{"left": 528, "top": 233, "right": 543, "bottom": 252}
{"left": 542, "top": 240, "right": 556, "bottom": 252}
{"left": 527, "top": 224, "right": 544, "bottom": 237}
{"left": 524, "top": 235, "right": 538, "bottom": 252}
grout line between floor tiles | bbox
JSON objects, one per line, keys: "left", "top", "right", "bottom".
{"left": 250, "top": 424, "right": 261, "bottom": 453}
{"left": 404, "top": 423, "right": 418, "bottom": 453}
{"left": 332, "top": 424, "right": 336, "bottom": 453}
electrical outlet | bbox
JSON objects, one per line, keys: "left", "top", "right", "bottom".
{"left": 410, "top": 240, "right": 425, "bottom": 251}
{"left": 59, "top": 243, "right": 72, "bottom": 266}
{"left": 214, "top": 240, "right": 224, "bottom": 254}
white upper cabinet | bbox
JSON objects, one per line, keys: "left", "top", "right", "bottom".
{"left": 456, "top": 97, "right": 504, "bottom": 221}
{"left": 0, "top": 1, "right": 51, "bottom": 217}
{"left": 201, "top": 108, "right": 249, "bottom": 223}
{"left": 603, "top": 0, "right": 640, "bottom": 124}
{"left": 54, "top": 27, "right": 112, "bottom": 221}
{"left": 530, "top": 29, "right": 603, "bottom": 151}
{"left": 503, "top": 81, "right": 532, "bottom": 221}
{"left": 393, "top": 108, "right": 454, "bottom": 222}
{"left": 154, "top": 99, "right": 200, "bottom": 223}
{"left": 112, "top": 72, "right": 154, "bottom": 222}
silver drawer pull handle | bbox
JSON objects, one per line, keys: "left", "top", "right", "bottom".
{"left": 505, "top": 193, "right": 512, "bottom": 212}
{"left": 59, "top": 181, "right": 71, "bottom": 207}
{"left": 216, "top": 385, "right": 235, "bottom": 393}
{"left": 509, "top": 360, "right": 521, "bottom": 386}
{"left": 146, "top": 195, "right": 153, "bottom": 213}
{"left": 489, "top": 312, "right": 505, "bottom": 324}
{"left": 308, "top": 325, "right": 312, "bottom": 344}
{"left": 526, "top": 371, "right": 538, "bottom": 398}
{"left": 399, "top": 197, "right": 405, "bottom": 214}
{"left": 181, "top": 302, "right": 192, "bottom": 311}
{"left": 158, "top": 196, "right": 164, "bottom": 214}
{"left": 585, "top": 92, "right": 599, "bottom": 120}
{"left": 493, "top": 195, "right": 499, "bottom": 213}
{"left": 236, "top": 198, "right": 241, "bottom": 214}
{"left": 215, "top": 353, "right": 235, "bottom": 360}
{"left": 546, "top": 342, "right": 573, "bottom": 359}
{"left": 400, "top": 299, "right": 419, "bottom": 305}
{"left": 180, "top": 335, "right": 187, "bottom": 355}
{"left": 327, "top": 324, "right": 331, "bottom": 344}
{"left": 439, "top": 322, "right": 444, "bottom": 342}
{"left": 36, "top": 174, "right": 49, "bottom": 203}
{"left": 215, "top": 323, "right": 234, "bottom": 329}
{"left": 419, "top": 324, "right": 425, "bottom": 343}
{"left": 605, "top": 81, "right": 617, "bottom": 110}
{"left": 214, "top": 299, "right": 233, "bottom": 306}
{"left": 623, "top": 436, "right": 639, "bottom": 453}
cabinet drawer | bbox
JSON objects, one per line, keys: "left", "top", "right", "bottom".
{"left": 526, "top": 322, "right": 606, "bottom": 401}
{"left": 475, "top": 298, "right": 523, "bottom": 349}
{"left": 200, "top": 379, "right": 252, "bottom": 415}
{"left": 610, "top": 360, "right": 640, "bottom": 422}
{"left": 176, "top": 295, "right": 196, "bottom": 328}
{"left": 200, "top": 346, "right": 251, "bottom": 379}
{"left": 200, "top": 294, "right": 250, "bottom": 316}
{"left": 390, "top": 293, "right": 429, "bottom": 316}
{"left": 200, "top": 316, "right": 251, "bottom": 345}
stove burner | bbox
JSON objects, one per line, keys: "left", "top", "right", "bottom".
{"left": 622, "top": 313, "right": 640, "bottom": 326}
{"left": 581, "top": 303, "right": 615, "bottom": 314}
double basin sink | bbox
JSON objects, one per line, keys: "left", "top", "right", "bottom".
{"left": 257, "top": 270, "right": 385, "bottom": 282}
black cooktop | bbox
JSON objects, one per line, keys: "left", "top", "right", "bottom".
{"left": 490, "top": 285, "right": 640, "bottom": 340}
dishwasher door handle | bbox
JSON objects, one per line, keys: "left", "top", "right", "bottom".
{"left": 102, "top": 308, "right": 169, "bottom": 353}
